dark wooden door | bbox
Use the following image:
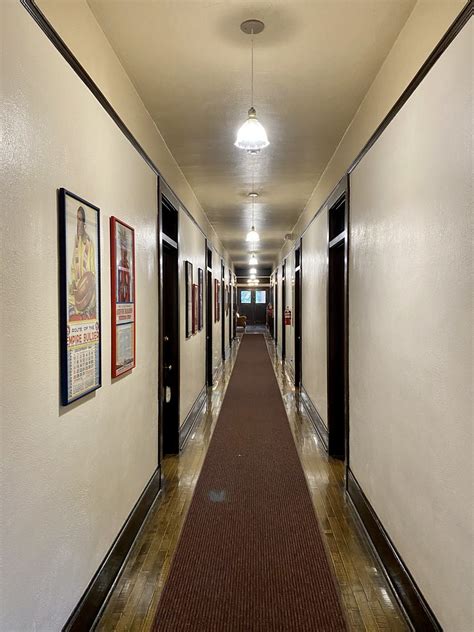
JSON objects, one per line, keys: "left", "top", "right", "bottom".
{"left": 206, "top": 247, "right": 213, "bottom": 386}
{"left": 327, "top": 192, "right": 347, "bottom": 460}
{"left": 162, "top": 242, "right": 180, "bottom": 454}
{"left": 294, "top": 245, "right": 302, "bottom": 387}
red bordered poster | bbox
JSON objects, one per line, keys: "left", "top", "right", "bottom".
{"left": 110, "top": 217, "right": 136, "bottom": 377}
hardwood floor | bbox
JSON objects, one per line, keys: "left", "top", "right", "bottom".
{"left": 95, "top": 333, "right": 408, "bottom": 631}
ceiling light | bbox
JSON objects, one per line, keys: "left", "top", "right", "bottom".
{"left": 254, "top": 279, "right": 260, "bottom": 284}
{"left": 250, "top": 273, "right": 256, "bottom": 280}
{"left": 249, "top": 254, "right": 258, "bottom": 265}
{"left": 249, "top": 267, "right": 257, "bottom": 274}
{"left": 235, "top": 20, "right": 269, "bottom": 153}
{"left": 248, "top": 192, "right": 258, "bottom": 198}
{"left": 245, "top": 195, "right": 260, "bottom": 242}
{"left": 246, "top": 226, "right": 260, "bottom": 242}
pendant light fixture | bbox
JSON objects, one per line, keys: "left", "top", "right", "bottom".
{"left": 249, "top": 267, "right": 257, "bottom": 275}
{"left": 235, "top": 20, "right": 269, "bottom": 153}
{"left": 246, "top": 196, "right": 260, "bottom": 242}
{"left": 249, "top": 253, "right": 258, "bottom": 265}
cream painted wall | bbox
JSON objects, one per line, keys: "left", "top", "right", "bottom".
{"left": 349, "top": 21, "right": 472, "bottom": 631}
{"left": 301, "top": 209, "right": 328, "bottom": 426}
{"left": 36, "top": 0, "right": 229, "bottom": 263}
{"left": 179, "top": 210, "right": 206, "bottom": 424}
{"left": 1, "top": 3, "right": 158, "bottom": 630}
{"left": 279, "top": 0, "right": 466, "bottom": 262}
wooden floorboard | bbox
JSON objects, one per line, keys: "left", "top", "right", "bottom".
{"left": 95, "top": 333, "right": 409, "bottom": 632}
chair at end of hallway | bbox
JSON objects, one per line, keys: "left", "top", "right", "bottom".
{"left": 236, "top": 315, "right": 247, "bottom": 331}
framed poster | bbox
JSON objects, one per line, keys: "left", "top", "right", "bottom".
{"left": 214, "top": 279, "right": 220, "bottom": 322}
{"left": 197, "top": 268, "right": 203, "bottom": 331}
{"left": 185, "top": 261, "right": 193, "bottom": 338}
{"left": 192, "top": 283, "right": 198, "bottom": 334}
{"left": 110, "top": 217, "right": 136, "bottom": 378}
{"left": 59, "top": 188, "right": 101, "bottom": 405}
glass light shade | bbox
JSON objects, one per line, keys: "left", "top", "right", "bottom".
{"left": 249, "top": 254, "right": 258, "bottom": 265}
{"left": 250, "top": 274, "right": 256, "bottom": 280}
{"left": 254, "top": 279, "right": 260, "bottom": 284}
{"left": 246, "top": 226, "right": 260, "bottom": 242}
{"left": 249, "top": 267, "right": 257, "bottom": 275}
{"left": 235, "top": 107, "right": 269, "bottom": 153}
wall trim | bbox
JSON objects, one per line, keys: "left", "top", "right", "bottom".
{"left": 347, "top": 469, "right": 442, "bottom": 632}
{"left": 179, "top": 385, "right": 207, "bottom": 450}
{"left": 19, "top": 0, "right": 231, "bottom": 263}
{"left": 349, "top": 1, "right": 472, "bottom": 174}
{"left": 299, "top": 385, "right": 329, "bottom": 452}
{"left": 62, "top": 467, "right": 162, "bottom": 631}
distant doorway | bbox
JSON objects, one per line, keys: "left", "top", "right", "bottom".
{"left": 160, "top": 192, "right": 180, "bottom": 456}
{"left": 294, "top": 244, "right": 302, "bottom": 387}
{"left": 327, "top": 192, "right": 348, "bottom": 460}
{"left": 206, "top": 245, "right": 213, "bottom": 386}
{"left": 281, "top": 262, "right": 286, "bottom": 360}
{"left": 238, "top": 288, "right": 267, "bottom": 325}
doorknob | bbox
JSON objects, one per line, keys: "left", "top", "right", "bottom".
{"left": 164, "top": 364, "right": 172, "bottom": 371}
{"left": 164, "top": 336, "right": 169, "bottom": 342}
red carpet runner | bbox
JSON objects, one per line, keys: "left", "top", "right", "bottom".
{"left": 153, "top": 334, "right": 347, "bottom": 631}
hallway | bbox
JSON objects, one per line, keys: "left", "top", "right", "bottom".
{"left": 2, "top": 2, "right": 472, "bottom": 630}
{"left": 96, "top": 334, "right": 407, "bottom": 631}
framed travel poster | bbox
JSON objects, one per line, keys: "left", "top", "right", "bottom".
{"left": 197, "top": 268, "right": 203, "bottom": 330}
{"left": 185, "top": 261, "right": 193, "bottom": 338}
{"left": 192, "top": 283, "right": 198, "bottom": 334}
{"left": 59, "top": 188, "right": 101, "bottom": 405}
{"left": 110, "top": 217, "right": 136, "bottom": 378}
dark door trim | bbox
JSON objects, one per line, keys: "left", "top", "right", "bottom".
{"left": 159, "top": 180, "right": 180, "bottom": 456}
{"left": 326, "top": 176, "right": 349, "bottom": 463}
{"left": 294, "top": 241, "right": 302, "bottom": 387}
{"left": 221, "top": 261, "right": 225, "bottom": 361}
{"left": 206, "top": 244, "right": 213, "bottom": 386}
{"left": 281, "top": 262, "right": 286, "bottom": 360}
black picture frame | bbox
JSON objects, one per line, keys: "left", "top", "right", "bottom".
{"left": 198, "top": 268, "right": 203, "bottom": 330}
{"left": 185, "top": 260, "right": 193, "bottom": 338}
{"left": 58, "top": 188, "right": 102, "bottom": 405}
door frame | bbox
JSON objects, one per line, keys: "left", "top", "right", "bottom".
{"left": 325, "top": 176, "right": 349, "bottom": 465}
{"left": 281, "top": 261, "right": 286, "bottom": 360}
{"left": 221, "top": 260, "right": 225, "bottom": 361}
{"left": 158, "top": 178, "right": 180, "bottom": 460}
{"left": 206, "top": 243, "right": 213, "bottom": 386}
{"left": 294, "top": 241, "right": 302, "bottom": 387}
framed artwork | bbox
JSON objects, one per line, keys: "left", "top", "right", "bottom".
{"left": 185, "top": 260, "right": 193, "bottom": 338}
{"left": 197, "top": 268, "right": 203, "bottom": 331}
{"left": 225, "top": 284, "right": 229, "bottom": 316}
{"left": 110, "top": 217, "right": 136, "bottom": 378}
{"left": 214, "top": 279, "right": 220, "bottom": 322}
{"left": 192, "top": 283, "right": 198, "bottom": 334}
{"left": 58, "top": 188, "right": 101, "bottom": 405}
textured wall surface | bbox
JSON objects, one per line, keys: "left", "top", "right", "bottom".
{"left": 349, "top": 21, "right": 472, "bottom": 631}
{"left": 1, "top": 3, "right": 158, "bottom": 629}
{"left": 301, "top": 208, "right": 328, "bottom": 426}
{"left": 179, "top": 210, "right": 206, "bottom": 425}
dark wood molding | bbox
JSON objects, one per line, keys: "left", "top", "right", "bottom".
{"left": 299, "top": 385, "right": 329, "bottom": 452}
{"left": 62, "top": 467, "right": 162, "bottom": 631}
{"left": 19, "top": 0, "right": 232, "bottom": 260}
{"left": 179, "top": 386, "right": 207, "bottom": 450}
{"left": 349, "top": 2, "right": 472, "bottom": 173}
{"left": 347, "top": 469, "right": 442, "bottom": 632}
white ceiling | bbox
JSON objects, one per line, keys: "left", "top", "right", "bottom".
{"left": 88, "top": 0, "right": 415, "bottom": 267}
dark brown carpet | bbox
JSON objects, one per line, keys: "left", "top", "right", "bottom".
{"left": 153, "top": 334, "right": 347, "bottom": 631}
